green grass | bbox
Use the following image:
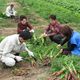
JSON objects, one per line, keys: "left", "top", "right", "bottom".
{"left": 17, "top": 0, "right": 80, "bottom": 23}
{"left": 0, "top": 0, "right": 8, "bottom": 12}
{"left": 0, "top": 18, "right": 17, "bottom": 28}
{"left": 0, "top": 0, "right": 18, "bottom": 28}
{"left": 0, "top": 0, "right": 80, "bottom": 79}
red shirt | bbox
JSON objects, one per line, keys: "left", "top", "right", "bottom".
{"left": 17, "top": 22, "right": 33, "bottom": 34}
{"left": 45, "top": 20, "right": 62, "bottom": 36}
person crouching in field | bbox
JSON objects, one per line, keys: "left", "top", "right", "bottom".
{"left": 17, "top": 15, "right": 34, "bottom": 34}
{"left": 5, "top": 3, "right": 17, "bottom": 19}
{"left": 58, "top": 25, "right": 80, "bottom": 56}
{"left": 0, "top": 30, "right": 34, "bottom": 67}
{"left": 42, "top": 15, "right": 63, "bottom": 44}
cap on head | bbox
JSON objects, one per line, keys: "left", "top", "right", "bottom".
{"left": 19, "top": 29, "right": 32, "bottom": 40}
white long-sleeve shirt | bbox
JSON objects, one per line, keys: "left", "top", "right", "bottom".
{"left": 5, "top": 6, "right": 16, "bottom": 17}
{"left": 0, "top": 34, "right": 31, "bottom": 57}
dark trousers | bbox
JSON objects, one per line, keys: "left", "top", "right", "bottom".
{"left": 14, "top": 53, "right": 20, "bottom": 56}
{"left": 62, "top": 50, "right": 71, "bottom": 55}
{"left": 49, "top": 34, "right": 63, "bottom": 44}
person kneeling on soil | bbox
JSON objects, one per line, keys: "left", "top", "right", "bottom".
{"left": 17, "top": 15, "right": 34, "bottom": 34}
{"left": 58, "top": 25, "right": 80, "bottom": 56}
{"left": 42, "top": 15, "right": 63, "bottom": 44}
{"left": 0, "top": 30, "right": 34, "bottom": 67}
{"left": 5, "top": 3, "right": 17, "bottom": 19}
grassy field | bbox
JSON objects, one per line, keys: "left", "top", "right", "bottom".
{"left": 16, "top": 0, "right": 80, "bottom": 31}
{"left": 0, "top": 0, "right": 80, "bottom": 80}
{"left": 16, "top": 0, "right": 80, "bottom": 23}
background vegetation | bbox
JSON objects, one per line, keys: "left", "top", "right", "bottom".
{"left": 0, "top": 0, "right": 80, "bottom": 79}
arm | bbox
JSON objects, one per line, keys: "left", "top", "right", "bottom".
{"left": 27, "top": 22, "right": 34, "bottom": 33}
{"left": 12, "top": 8, "right": 16, "bottom": 15}
{"left": 60, "top": 37, "right": 68, "bottom": 46}
{"left": 43, "top": 25, "right": 52, "bottom": 37}
{"left": 5, "top": 6, "right": 10, "bottom": 15}
{"left": 47, "top": 32, "right": 56, "bottom": 37}
{"left": 23, "top": 43, "right": 34, "bottom": 57}
{"left": 44, "top": 25, "right": 50, "bottom": 34}
{"left": 27, "top": 22, "right": 33, "bottom": 30}
{"left": 57, "top": 37, "right": 68, "bottom": 49}
{"left": 44, "top": 24, "right": 60, "bottom": 37}
{"left": 17, "top": 23, "right": 23, "bottom": 33}
{"left": 25, "top": 47, "right": 34, "bottom": 57}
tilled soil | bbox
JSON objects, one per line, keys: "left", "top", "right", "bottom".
{"left": 0, "top": 61, "right": 50, "bottom": 80}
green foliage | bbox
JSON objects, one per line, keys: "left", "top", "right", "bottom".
{"left": 23, "top": 33, "right": 80, "bottom": 78}
{"left": 0, "top": 13, "right": 7, "bottom": 19}
{"left": 26, "top": 34, "right": 58, "bottom": 61}
{"left": 19, "top": 52, "right": 28, "bottom": 58}
{"left": 0, "top": 36, "right": 5, "bottom": 42}
{"left": 50, "top": 55, "right": 80, "bottom": 77}
{"left": 0, "top": 0, "right": 8, "bottom": 13}
{"left": 17, "top": 0, "right": 80, "bottom": 23}
{"left": 0, "top": 33, "right": 80, "bottom": 78}
{"left": 0, "top": 0, "right": 80, "bottom": 78}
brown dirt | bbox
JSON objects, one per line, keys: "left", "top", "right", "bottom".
{"left": 0, "top": 25, "right": 46, "bottom": 36}
{"left": 0, "top": 28, "right": 17, "bottom": 36}
{"left": 0, "top": 0, "right": 51, "bottom": 79}
{"left": 0, "top": 61, "right": 50, "bottom": 80}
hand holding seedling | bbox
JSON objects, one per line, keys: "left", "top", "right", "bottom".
{"left": 57, "top": 44, "right": 62, "bottom": 49}
{"left": 40, "top": 33, "right": 48, "bottom": 38}
{"left": 59, "top": 49, "right": 63, "bottom": 53}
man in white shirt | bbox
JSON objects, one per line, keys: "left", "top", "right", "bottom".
{"left": 0, "top": 30, "right": 34, "bottom": 67}
{"left": 5, "top": 4, "right": 16, "bottom": 18}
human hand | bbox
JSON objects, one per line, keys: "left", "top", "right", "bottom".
{"left": 28, "top": 51, "right": 34, "bottom": 57}
{"left": 59, "top": 49, "right": 63, "bottom": 53}
{"left": 57, "top": 44, "right": 62, "bottom": 49}
{"left": 30, "top": 29, "right": 34, "bottom": 33}
{"left": 42, "top": 33, "right": 48, "bottom": 37}
{"left": 15, "top": 56, "right": 23, "bottom": 62}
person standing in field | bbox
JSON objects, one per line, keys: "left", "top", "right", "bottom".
{"left": 42, "top": 15, "right": 63, "bottom": 44}
{"left": 17, "top": 15, "right": 34, "bottom": 34}
{"left": 5, "top": 3, "right": 17, "bottom": 18}
{"left": 0, "top": 30, "right": 34, "bottom": 67}
{"left": 58, "top": 25, "right": 80, "bottom": 56}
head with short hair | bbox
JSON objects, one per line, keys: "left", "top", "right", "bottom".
{"left": 19, "top": 30, "right": 32, "bottom": 43}
{"left": 49, "top": 15, "right": 56, "bottom": 20}
{"left": 20, "top": 15, "right": 27, "bottom": 21}
{"left": 60, "top": 25, "right": 73, "bottom": 38}
{"left": 10, "top": 4, "right": 14, "bottom": 8}
{"left": 20, "top": 15, "right": 27, "bottom": 24}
